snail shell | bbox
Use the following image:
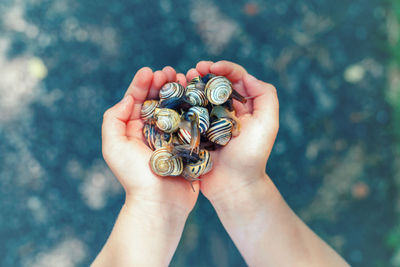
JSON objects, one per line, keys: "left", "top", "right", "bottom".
{"left": 186, "top": 107, "right": 209, "bottom": 134}
{"left": 206, "top": 118, "right": 233, "bottom": 146}
{"left": 185, "top": 84, "right": 208, "bottom": 106}
{"left": 140, "top": 100, "right": 159, "bottom": 120}
{"left": 150, "top": 147, "right": 183, "bottom": 176}
{"left": 204, "top": 76, "right": 232, "bottom": 105}
{"left": 182, "top": 149, "right": 213, "bottom": 180}
{"left": 143, "top": 123, "right": 171, "bottom": 150}
{"left": 210, "top": 106, "right": 240, "bottom": 137}
{"left": 189, "top": 76, "right": 206, "bottom": 90}
{"left": 159, "top": 82, "right": 185, "bottom": 101}
{"left": 154, "top": 108, "right": 181, "bottom": 133}
{"left": 201, "top": 73, "right": 216, "bottom": 84}
{"left": 177, "top": 128, "right": 191, "bottom": 144}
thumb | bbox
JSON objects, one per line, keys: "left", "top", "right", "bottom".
{"left": 243, "top": 73, "right": 279, "bottom": 126}
{"left": 102, "top": 95, "right": 134, "bottom": 146}
{"left": 243, "top": 74, "right": 279, "bottom": 152}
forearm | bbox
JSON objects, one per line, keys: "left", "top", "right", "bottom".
{"left": 208, "top": 174, "right": 349, "bottom": 267}
{"left": 92, "top": 197, "right": 188, "bottom": 267}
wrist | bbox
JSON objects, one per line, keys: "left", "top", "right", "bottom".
{"left": 208, "top": 173, "right": 281, "bottom": 218}
{"left": 123, "top": 194, "right": 189, "bottom": 236}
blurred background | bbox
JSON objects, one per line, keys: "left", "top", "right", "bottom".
{"left": 0, "top": 0, "right": 398, "bottom": 266}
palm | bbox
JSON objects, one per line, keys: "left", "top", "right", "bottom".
{"left": 200, "top": 86, "right": 266, "bottom": 197}
{"left": 104, "top": 67, "right": 199, "bottom": 213}
{"left": 125, "top": 118, "right": 199, "bottom": 208}
{"left": 185, "top": 61, "right": 279, "bottom": 199}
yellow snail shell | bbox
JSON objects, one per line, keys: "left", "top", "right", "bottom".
{"left": 206, "top": 118, "right": 233, "bottom": 146}
{"left": 150, "top": 147, "right": 183, "bottom": 176}
{"left": 159, "top": 82, "right": 185, "bottom": 101}
{"left": 140, "top": 100, "right": 159, "bottom": 120}
{"left": 204, "top": 76, "right": 232, "bottom": 105}
{"left": 154, "top": 108, "right": 181, "bottom": 133}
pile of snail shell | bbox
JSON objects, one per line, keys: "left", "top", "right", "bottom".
{"left": 141, "top": 74, "right": 247, "bottom": 191}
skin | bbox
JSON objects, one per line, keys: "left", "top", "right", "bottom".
{"left": 92, "top": 67, "right": 198, "bottom": 267}
{"left": 187, "top": 61, "right": 349, "bottom": 267}
{"left": 93, "top": 61, "right": 349, "bottom": 267}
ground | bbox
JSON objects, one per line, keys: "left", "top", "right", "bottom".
{"left": 0, "top": 0, "right": 396, "bottom": 266}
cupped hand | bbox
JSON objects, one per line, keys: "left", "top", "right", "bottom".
{"left": 102, "top": 66, "right": 199, "bottom": 215}
{"left": 186, "top": 61, "right": 279, "bottom": 201}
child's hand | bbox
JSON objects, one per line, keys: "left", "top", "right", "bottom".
{"left": 186, "top": 60, "right": 279, "bottom": 202}
{"left": 102, "top": 67, "right": 199, "bottom": 217}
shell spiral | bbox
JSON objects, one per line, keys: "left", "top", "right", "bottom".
{"left": 185, "top": 84, "right": 208, "bottom": 107}
{"left": 150, "top": 147, "right": 183, "bottom": 176}
{"left": 206, "top": 118, "right": 233, "bottom": 146}
{"left": 186, "top": 106, "right": 209, "bottom": 134}
{"left": 140, "top": 100, "right": 159, "bottom": 120}
{"left": 183, "top": 149, "right": 213, "bottom": 179}
{"left": 204, "top": 76, "right": 232, "bottom": 105}
{"left": 159, "top": 82, "right": 185, "bottom": 101}
{"left": 154, "top": 108, "right": 181, "bottom": 133}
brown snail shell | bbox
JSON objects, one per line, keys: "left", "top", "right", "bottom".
{"left": 154, "top": 108, "right": 181, "bottom": 133}
{"left": 185, "top": 77, "right": 207, "bottom": 106}
{"left": 140, "top": 100, "right": 159, "bottom": 120}
{"left": 204, "top": 76, "right": 232, "bottom": 105}
{"left": 150, "top": 147, "right": 183, "bottom": 176}
{"left": 159, "top": 82, "right": 185, "bottom": 101}
{"left": 185, "top": 84, "right": 208, "bottom": 107}
{"left": 206, "top": 118, "right": 233, "bottom": 146}
{"left": 143, "top": 122, "right": 171, "bottom": 150}
{"left": 182, "top": 149, "right": 213, "bottom": 180}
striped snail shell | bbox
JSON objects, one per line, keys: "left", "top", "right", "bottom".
{"left": 154, "top": 108, "right": 181, "bottom": 133}
{"left": 150, "top": 147, "right": 183, "bottom": 176}
{"left": 185, "top": 84, "right": 208, "bottom": 106}
{"left": 177, "top": 128, "right": 191, "bottom": 145}
{"left": 186, "top": 107, "right": 209, "bottom": 134}
{"left": 206, "top": 118, "right": 233, "bottom": 146}
{"left": 143, "top": 123, "right": 171, "bottom": 150}
{"left": 159, "top": 82, "right": 185, "bottom": 101}
{"left": 140, "top": 100, "right": 159, "bottom": 120}
{"left": 204, "top": 76, "right": 232, "bottom": 105}
{"left": 182, "top": 149, "right": 213, "bottom": 180}
{"left": 210, "top": 106, "right": 240, "bottom": 137}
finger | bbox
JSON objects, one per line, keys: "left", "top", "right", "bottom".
{"left": 186, "top": 68, "right": 201, "bottom": 82}
{"left": 209, "top": 60, "right": 247, "bottom": 83}
{"left": 124, "top": 67, "right": 153, "bottom": 101}
{"left": 124, "top": 67, "right": 154, "bottom": 120}
{"left": 148, "top": 70, "right": 168, "bottom": 99}
{"left": 177, "top": 73, "right": 187, "bottom": 87}
{"left": 102, "top": 95, "right": 134, "bottom": 145}
{"left": 162, "top": 66, "right": 177, "bottom": 82}
{"left": 196, "top": 61, "right": 214, "bottom": 76}
{"left": 243, "top": 73, "right": 279, "bottom": 130}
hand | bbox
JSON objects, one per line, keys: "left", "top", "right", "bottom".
{"left": 186, "top": 60, "right": 279, "bottom": 201}
{"left": 102, "top": 66, "right": 199, "bottom": 217}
